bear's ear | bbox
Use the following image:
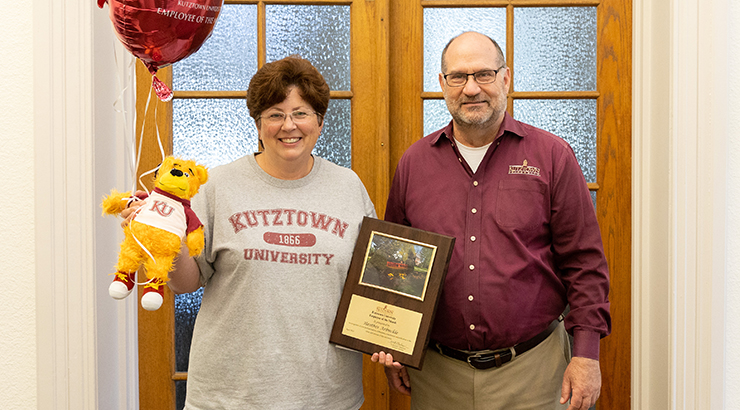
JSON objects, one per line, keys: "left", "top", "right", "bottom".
{"left": 161, "top": 156, "right": 176, "bottom": 169}
{"left": 193, "top": 165, "right": 208, "bottom": 185}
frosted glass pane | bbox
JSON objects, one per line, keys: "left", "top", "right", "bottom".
{"left": 173, "top": 99, "right": 351, "bottom": 170}
{"left": 266, "top": 5, "right": 350, "bottom": 91}
{"left": 591, "top": 191, "right": 597, "bottom": 210}
{"left": 173, "top": 5, "right": 257, "bottom": 91}
{"left": 315, "top": 99, "right": 351, "bottom": 168}
{"left": 171, "top": 101, "right": 349, "bottom": 371}
{"left": 173, "top": 99, "right": 258, "bottom": 168}
{"left": 172, "top": 101, "right": 349, "bottom": 371}
{"left": 423, "top": 99, "right": 452, "bottom": 137}
{"left": 514, "top": 7, "right": 597, "bottom": 91}
{"left": 176, "top": 380, "right": 186, "bottom": 410}
{"left": 513, "top": 99, "right": 597, "bottom": 183}
{"left": 175, "top": 290, "right": 202, "bottom": 373}
{"left": 423, "top": 8, "right": 506, "bottom": 92}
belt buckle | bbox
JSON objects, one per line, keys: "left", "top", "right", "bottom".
{"left": 466, "top": 352, "right": 484, "bottom": 369}
{"left": 466, "top": 347, "right": 517, "bottom": 370}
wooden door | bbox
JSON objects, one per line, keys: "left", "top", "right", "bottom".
{"left": 386, "top": 1, "right": 631, "bottom": 410}
{"left": 134, "top": 1, "right": 389, "bottom": 409}
{"left": 135, "top": 0, "right": 631, "bottom": 409}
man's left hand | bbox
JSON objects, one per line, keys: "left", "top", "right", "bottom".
{"left": 560, "top": 356, "right": 601, "bottom": 410}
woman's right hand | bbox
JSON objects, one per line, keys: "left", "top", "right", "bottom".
{"left": 120, "top": 191, "right": 147, "bottom": 228}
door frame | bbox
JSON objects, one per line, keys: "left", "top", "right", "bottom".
{"left": 29, "top": 0, "right": 733, "bottom": 408}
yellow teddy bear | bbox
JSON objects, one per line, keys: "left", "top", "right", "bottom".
{"left": 102, "top": 156, "right": 208, "bottom": 311}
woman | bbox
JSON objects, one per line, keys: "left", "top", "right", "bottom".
{"left": 133, "top": 56, "right": 376, "bottom": 409}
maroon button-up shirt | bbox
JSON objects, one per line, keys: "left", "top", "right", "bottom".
{"left": 384, "top": 114, "right": 610, "bottom": 360}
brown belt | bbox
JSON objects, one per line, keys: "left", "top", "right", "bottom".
{"left": 433, "top": 319, "right": 560, "bottom": 370}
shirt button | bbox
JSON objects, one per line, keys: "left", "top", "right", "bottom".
{"left": 470, "top": 236, "right": 476, "bottom": 242}
{"left": 468, "top": 295, "right": 474, "bottom": 301}
{"left": 473, "top": 181, "right": 479, "bottom": 186}
{"left": 471, "top": 208, "right": 477, "bottom": 214}
{"left": 469, "top": 324, "right": 476, "bottom": 330}
{"left": 458, "top": 158, "right": 463, "bottom": 163}
{"left": 469, "top": 264, "right": 475, "bottom": 270}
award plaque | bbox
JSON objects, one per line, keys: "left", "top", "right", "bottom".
{"left": 330, "top": 217, "right": 455, "bottom": 369}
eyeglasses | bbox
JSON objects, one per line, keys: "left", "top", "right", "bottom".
{"left": 258, "top": 110, "right": 320, "bottom": 125}
{"left": 442, "top": 66, "right": 506, "bottom": 87}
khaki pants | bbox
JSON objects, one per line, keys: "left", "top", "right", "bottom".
{"left": 408, "top": 322, "right": 571, "bottom": 410}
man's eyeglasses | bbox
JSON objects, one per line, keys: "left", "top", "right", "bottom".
{"left": 442, "top": 66, "right": 506, "bottom": 87}
{"left": 258, "top": 110, "right": 320, "bottom": 125}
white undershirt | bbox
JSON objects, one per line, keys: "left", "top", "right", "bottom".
{"left": 454, "top": 137, "right": 493, "bottom": 173}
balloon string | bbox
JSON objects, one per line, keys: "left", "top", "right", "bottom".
{"left": 109, "top": 32, "right": 137, "bottom": 197}
{"left": 136, "top": 83, "right": 155, "bottom": 194}
{"left": 121, "top": 59, "right": 137, "bottom": 196}
{"left": 154, "top": 93, "right": 166, "bottom": 161}
{"left": 129, "top": 84, "right": 167, "bottom": 283}
{"left": 137, "top": 77, "right": 168, "bottom": 193}
{"left": 131, "top": 78, "right": 169, "bottom": 268}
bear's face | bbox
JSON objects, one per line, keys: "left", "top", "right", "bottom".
{"left": 154, "top": 157, "right": 208, "bottom": 200}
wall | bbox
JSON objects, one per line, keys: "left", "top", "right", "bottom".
{"left": 633, "top": 0, "right": 737, "bottom": 408}
{"left": 726, "top": 0, "right": 740, "bottom": 404}
{"left": 0, "top": 0, "right": 37, "bottom": 408}
{"left": 93, "top": 6, "right": 139, "bottom": 410}
{"left": 0, "top": 0, "right": 737, "bottom": 408}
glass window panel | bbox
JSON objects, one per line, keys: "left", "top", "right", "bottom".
{"left": 173, "top": 5, "right": 258, "bottom": 91}
{"left": 423, "top": 8, "right": 506, "bottom": 92}
{"left": 266, "top": 5, "right": 351, "bottom": 91}
{"left": 591, "top": 191, "right": 597, "bottom": 211}
{"left": 173, "top": 98, "right": 351, "bottom": 170}
{"left": 176, "top": 379, "right": 187, "bottom": 410}
{"left": 514, "top": 7, "right": 597, "bottom": 92}
{"left": 173, "top": 99, "right": 258, "bottom": 169}
{"left": 423, "top": 99, "right": 452, "bottom": 137}
{"left": 513, "top": 99, "right": 597, "bottom": 183}
{"left": 315, "top": 99, "right": 352, "bottom": 168}
{"left": 175, "top": 289, "right": 203, "bottom": 373}
{"left": 172, "top": 99, "right": 350, "bottom": 372}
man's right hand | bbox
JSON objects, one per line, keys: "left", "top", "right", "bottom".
{"left": 371, "top": 351, "right": 411, "bottom": 396}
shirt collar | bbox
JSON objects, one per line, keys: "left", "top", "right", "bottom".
{"left": 153, "top": 187, "right": 191, "bottom": 207}
{"left": 429, "top": 112, "right": 528, "bottom": 145}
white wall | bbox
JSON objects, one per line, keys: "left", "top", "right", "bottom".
{"left": 22, "top": 0, "right": 135, "bottom": 409}
{"left": 633, "top": 0, "right": 737, "bottom": 408}
{"left": 0, "top": 0, "right": 38, "bottom": 408}
{"left": 725, "top": 0, "right": 740, "bottom": 404}
{"left": 0, "top": 0, "right": 737, "bottom": 408}
{"left": 92, "top": 6, "right": 139, "bottom": 410}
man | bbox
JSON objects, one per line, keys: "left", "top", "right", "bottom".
{"left": 372, "top": 31, "right": 610, "bottom": 410}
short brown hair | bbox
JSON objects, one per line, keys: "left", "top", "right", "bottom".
{"left": 247, "top": 56, "right": 330, "bottom": 123}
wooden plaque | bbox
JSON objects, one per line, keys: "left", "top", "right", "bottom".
{"left": 330, "top": 217, "right": 455, "bottom": 369}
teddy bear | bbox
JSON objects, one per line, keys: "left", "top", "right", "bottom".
{"left": 102, "top": 156, "right": 208, "bottom": 311}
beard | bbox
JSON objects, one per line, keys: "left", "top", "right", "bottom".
{"left": 446, "top": 93, "right": 507, "bottom": 129}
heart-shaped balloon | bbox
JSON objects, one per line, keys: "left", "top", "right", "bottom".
{"left": 98, "top": 0, "right": 224, "bottom": 101}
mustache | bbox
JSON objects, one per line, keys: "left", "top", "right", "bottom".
{"left": 459, "top": 98, "right": 490, "bottom": 104}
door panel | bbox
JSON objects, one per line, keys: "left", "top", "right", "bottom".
{"left": 136, "top": 1, "right": 389, "bottom": 409}
{"left": 388, "top": 1, "right": 631, "bottom": 409}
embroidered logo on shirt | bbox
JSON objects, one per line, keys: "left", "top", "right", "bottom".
{"left": 508, "top": 159, "right": 541, "bottom": 176}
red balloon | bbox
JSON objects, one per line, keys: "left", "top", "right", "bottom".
{"left": 98, "top": 0, "right": 224, "bottom": 101}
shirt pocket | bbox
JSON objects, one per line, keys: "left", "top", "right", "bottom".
{"left": 495, "top": 179, "right": 548, "bottom": 230}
